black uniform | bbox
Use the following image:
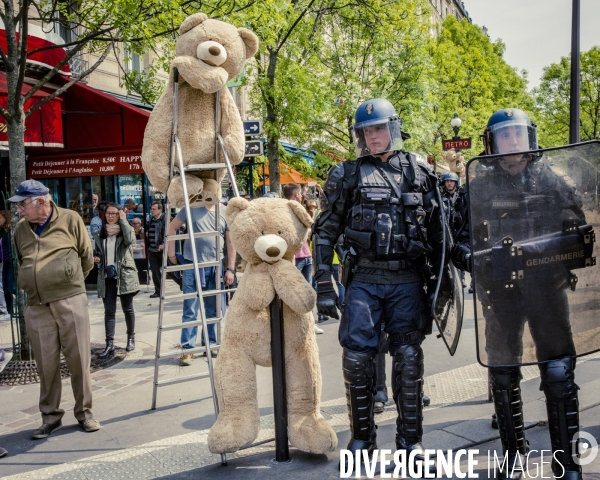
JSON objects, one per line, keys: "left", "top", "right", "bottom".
{"left": 469, "top": 156, "right": 585, "bottom": 478}
{"left": 313, "top": 151, "right": 443, "bottom": 462}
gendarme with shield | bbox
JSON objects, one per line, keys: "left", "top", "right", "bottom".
{"left": 313, "top": 99, "right": 443, "bottom": 475}
{"left": 468, "top": 108, "right": 599, "bottom": 480}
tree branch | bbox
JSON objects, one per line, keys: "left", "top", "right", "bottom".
{"left": 25, "top": 41, "right": 113, "bottom": 118}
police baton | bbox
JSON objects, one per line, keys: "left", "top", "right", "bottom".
{"left": 270, "top": 295, "right": 290, "bottom": 462}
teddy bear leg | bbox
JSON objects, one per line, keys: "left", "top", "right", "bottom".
{"left": 167, "top": 175, "right": 204, "bottom": 209}
{"left": 192, "top": 178, "right": 221, "bottom": 206}
{"left": 284, "top": 333, "right": 338, "bottom": 454}
{"left": 207, "top": 349, "right": 260, "bottom": 454}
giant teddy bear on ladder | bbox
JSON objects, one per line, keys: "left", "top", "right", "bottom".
{"left": 142, "top": 13, "right": 259, "bottom": 208}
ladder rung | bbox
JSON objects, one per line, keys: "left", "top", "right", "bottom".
{"left": 156, "top": 372, "right": 210, "bottom": 387}
{"left": 167, "top": 232, "right": 220, "bottom": 242}
{"left": 162, "top": 287, "right": 235, "bottom": 302}
{"left": 164, "top": 261, "right": 220, "bottom": 273}
{"left": 157, "top": 345, "right": 219, "bottom": 359}
{"left": 160, "top": 317, "right": 222, "bottom": 332}
{"left": 175, "top": 163, "right": 227, "bottom": 172}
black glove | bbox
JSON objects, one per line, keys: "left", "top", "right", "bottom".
{"left": 316, "top": 275, "right": 340, "bottom": 320}
{"left": 451, "top": 243, "right": 472, "bottom": 273}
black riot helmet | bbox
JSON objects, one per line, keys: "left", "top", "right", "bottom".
{"left": 350, "top": 99, "right": 405, "bottom": 158}
{"left": 483, "top": 108, "right": 538, "bottom": 156}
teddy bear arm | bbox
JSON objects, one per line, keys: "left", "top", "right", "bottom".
{"left": 141, "top": 89, "right": 174, "bottom": 194}
{"left": 269, "top": 261, "right": 316, "bottom": 314}
{"left": 236, "top": 271, "right": 276, "bottom": 311}
{"left": 218, "top": 89, "right": 245, "bottom": 166}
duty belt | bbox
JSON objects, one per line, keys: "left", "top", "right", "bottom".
{"left": 357, "top": 258, "right": 408, "bottom": 271}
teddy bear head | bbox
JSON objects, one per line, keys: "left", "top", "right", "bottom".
{"left": 225, "top": 197, "right": 313, "bottom": 265}
{"left": 443, "top": 148, "right": 466, "bottom": 174}
{"left": 174, "top": 13, "right": 259, "bottom": 93}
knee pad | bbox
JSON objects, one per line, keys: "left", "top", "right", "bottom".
{"left": 539, "top": 357, "right": 578, "bottom": 400}
{"left": 391, "top": 344, "right": 424, "bottom": 381}
{"left": 489, "top": 366, "right": 521, "bottom": 390}
{"left": 342, "top": 349, "right": 375, "bottom": 385}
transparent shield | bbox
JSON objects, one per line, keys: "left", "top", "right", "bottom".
{"left": 432, "top": 260, "right": 464, "bottom": 355}
{"left": 467, "top": 141, "right": 600, "bottom": 367}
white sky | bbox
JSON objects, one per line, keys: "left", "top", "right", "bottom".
{"left": 464, "top": 0, "right": 600, "bottom": 89}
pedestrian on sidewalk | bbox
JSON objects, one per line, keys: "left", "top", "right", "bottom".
{"left": 283, "top": 184, "right": 324, "bottom": 335}
{"left": 0, "top": 211, "right": 15, "bottom": 318}
{"left": 11, "top": 179, "right": 100, "bottom": 439}
{"left": 167, "top": 205, "right": 236, "bottom": 366}
{"left": 90, "top": 200, "right": 108, "bottom": 237}
{"left": 93, "top": 203, "right": 139, "bottom": 357}
{"left": 147, "top": 201, "right": 166, "bottom": 298}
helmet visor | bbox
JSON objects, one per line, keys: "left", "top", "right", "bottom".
{"left": 487, "top": 121, "right": 537, "bottom": 155}
{"left": 351, "top": 118, "right": 403, "bottom": 158}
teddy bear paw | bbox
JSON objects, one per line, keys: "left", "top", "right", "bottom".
{"left": 288, "top": 414, "right": 338, "bottom": 454}
{"left": 207, "top": 414, "right": 259, "bottom": 454}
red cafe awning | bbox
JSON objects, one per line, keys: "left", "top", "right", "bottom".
{"left": 0, "top": 73, "right": 64, "bottom": 148}
{"left": 60, "top": 79, "right": 150, "bottom": 150}
{"left": 0, "top": 29, "right": 70, "bottom": 75}
{"left": 28, "top": 80, "right": 151, "bottom": 178}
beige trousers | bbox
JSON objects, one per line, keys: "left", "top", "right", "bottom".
{"left": 25, "top": 292, "right": 94, "bottom": 425}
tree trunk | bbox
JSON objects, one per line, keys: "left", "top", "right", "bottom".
{"left": 265, "top": 50, "right": 280, "bottom": 194}
{"left": 6, "top": 115, "right": 30, "bottom": 360}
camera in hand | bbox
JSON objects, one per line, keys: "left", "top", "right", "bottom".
{"left": 105, "top": 264, "right": 118, "bottom": 280}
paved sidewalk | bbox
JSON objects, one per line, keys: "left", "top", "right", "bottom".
{"left": 0, "top": 283, "right": 599, "bottom": 479}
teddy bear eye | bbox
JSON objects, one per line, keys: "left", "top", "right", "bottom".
{"left": 278, "top": 231, "right": 282, "bottom": 235}
{"left": 261, "top": 231, "right": 265, "bottom": 235}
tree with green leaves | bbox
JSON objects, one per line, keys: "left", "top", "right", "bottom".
{"left": 410, "top": 16, "right": 533, "bottom": 165}
{"left": 534, "top": 46, "right": 600, "bottom": 148}
{"left": 316, "top": 0, "right": 432, "bottom": 160}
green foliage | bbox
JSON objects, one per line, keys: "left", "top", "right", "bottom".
{"left": 534, "top": 46, "right": 600, "bottom": 147}
{"left": 409, "top": 16, "right": 533, "bottom": 164}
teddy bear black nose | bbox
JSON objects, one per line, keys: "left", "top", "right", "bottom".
{"left": 266, "top": 247, "right": 280, "bottom": 258}
{"left": 209, "top": 46, "right": 221, "bottom": 56}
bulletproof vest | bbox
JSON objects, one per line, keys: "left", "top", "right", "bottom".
{"left": 344, "top": 156, "right": 427, "bottom": 262}
{"left": 441, "top": 190, "right": 462, "bottom": 234}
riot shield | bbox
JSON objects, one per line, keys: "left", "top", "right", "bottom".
{"left": 431, "top": 189, "right": 464, "bottom": 355}
{"left": 467, "top": 141, "right": 600, "bottom": 367}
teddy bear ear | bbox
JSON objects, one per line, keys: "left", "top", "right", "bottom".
{"left": 287, "top": 200, "right": 313, "bottom": 228}
{"left": 238, "top": 28, "right": 259, "bottom": 59}
{"left": 179, "top": 13, "right": 208, "bottom": 35}
{"left": 225, "top": 197, "right": 250, "bottom": 224}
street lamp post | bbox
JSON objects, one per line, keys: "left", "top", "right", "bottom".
{"left": 450, "top": 113, "right": 462, "bottom": 140}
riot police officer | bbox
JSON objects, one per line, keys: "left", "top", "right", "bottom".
{"left": 313, "top": 99, "right": 442, "bottom": 474}
{"left": 470, "top": 108, "right": 586, "bottom": 479}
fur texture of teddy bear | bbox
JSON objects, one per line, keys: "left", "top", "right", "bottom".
{"left": 141, "top": 13, "right": 259, "bottom": 208}
{"left": 442, "top": 148, "right": 466, "bottom": 175}
{"left": 207, "top": 197, "right": 337, "bottom": 455}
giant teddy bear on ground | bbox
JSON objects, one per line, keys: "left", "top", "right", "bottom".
{"left": 207, "top": 197, "right": 337, "bottom": 455}
{"left": 142, "top": 13, "right": 259, "bottom": 208}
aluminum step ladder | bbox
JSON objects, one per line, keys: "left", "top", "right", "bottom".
{"left": 151, "top": 68, "right": 240, "bottom": 464}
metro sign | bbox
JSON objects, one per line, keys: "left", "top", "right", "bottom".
{"left": 245, "top": 140, "right": 264, "bottom": 157}
{"left": 243, "top": 120, "right": 263, "bottom": 135}
{"left": 442, "top": 138, "right": 471, "bottom": 150}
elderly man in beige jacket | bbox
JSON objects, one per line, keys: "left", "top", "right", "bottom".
{"left": 11, "top": 179, "right": 100, "bottom": 439}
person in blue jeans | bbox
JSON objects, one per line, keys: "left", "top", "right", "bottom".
{"left": 168, "top": 205, "right": 236, "bottom": 365}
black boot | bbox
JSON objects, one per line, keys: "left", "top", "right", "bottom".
{"left": 390, "top": 339, "right": 436, "bottom": 478}
{"left": 490, "top": 367, "right": 528, "bottom": 479}
{"left": 540, "top": 357, "right": 582, "bottom": 480}
{"left": 98, "top": 341, "right": 115, "bottom": 359}
{"left": 341, "top": 349, "right": 377, "bottom": 471}
{"left": 126, "top": 336, "right": 135, "bottom": 352}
